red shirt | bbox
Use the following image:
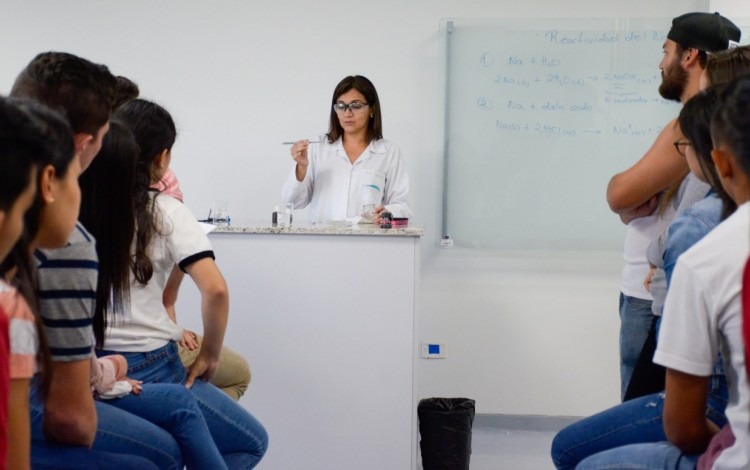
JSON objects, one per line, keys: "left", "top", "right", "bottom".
{"left": 743, "top": 257, "right": 750, "bottom": 379}
{"left": 0, "top": 310, "right": 9, "bottom": 470}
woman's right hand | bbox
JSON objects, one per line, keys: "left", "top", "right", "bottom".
{"left": 185, "top": 351, "right": 220, "bottom": 389}
{"left": 291, "top": 140, "right": 310, "bottom": 168}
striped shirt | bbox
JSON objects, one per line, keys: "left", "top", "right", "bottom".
{"left": 0, "top": 280, "right": 38, "bottom": 378}
{"left": 34, "top": 222, "right": 97, "bottom": 362}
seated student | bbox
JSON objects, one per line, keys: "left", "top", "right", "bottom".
{"left": 80, "top": 119, "right": 251, "bottom": 469}
{"left": 97, "top": 98, "right": 268, "bottom": 468}
{"left": 0, "top": 97, "right": 46, "bottom": 470}
{"left": 0, "top": 98, "right": 158, "bottom": 469}
{"left": 115, "top": 78, "right": 252, "bottom": 401}
{"left": 282, "top": 75, "right": 412, "bottom": 223}
{"left": 552, "top": 88, "right": 732, "bottom": 470}
{"left": 573, "top": 75, "right": 750, "bottom": 470}
{"left": 154, "top": 168, "right": 252, "bottom": 401}
{"left": 10, "top": 51, "right": 183, "bottom": 469}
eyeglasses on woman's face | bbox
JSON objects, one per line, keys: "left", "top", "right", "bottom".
{"left": 333, "top": 101, "right": 369, "bottom": 114}
{"left": 673, "top": 139, "right": 691, "bottom": 157}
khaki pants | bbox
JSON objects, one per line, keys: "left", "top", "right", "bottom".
{"left": 178, "top": 334, "right": 251, "bottom": 401}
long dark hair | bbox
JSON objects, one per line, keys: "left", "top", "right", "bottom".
{"left": 114, "top": 99, "right": 176, "bottom": 284}
{"left": 0, "top": 98, "right": 40, "bottom": 213}
{"left": 327, "top": 75, "right": 383, "bottom": 144}
{"left": 679, "top": 87, "right": 736, "bottom": 219}
{"left": 0, "top": 98, "right": 76, "bottom": 391}
{"left": 79, "top": 120, "right": 138, "bottom": 347}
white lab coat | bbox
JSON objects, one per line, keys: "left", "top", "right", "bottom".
{"left": 282, "top": 137, "right": 412, "bottom": 222}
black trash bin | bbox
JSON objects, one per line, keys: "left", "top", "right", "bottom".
{"left": 418, "top": 397, "right": 475, "bottom": 470}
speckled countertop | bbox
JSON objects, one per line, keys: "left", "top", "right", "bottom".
{"left": 208, "top": 219, "right": 424, "bottom": 237}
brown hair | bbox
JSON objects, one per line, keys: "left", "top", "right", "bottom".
{"left": 327, "top": 75, "right": 383, "bottom": 144}
{"left": 705, "top": 45, "right": 750, "bottom": 87}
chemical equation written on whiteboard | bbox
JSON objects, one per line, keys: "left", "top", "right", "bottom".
{"left": 473, "top": 45, "right": 671, "bottom": 138}
{"left": 495, "top": 120, "right": 664, "bottom": 138}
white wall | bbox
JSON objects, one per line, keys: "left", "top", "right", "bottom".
{"left": 1, "top": 0, "right": 720, "bottom": 417}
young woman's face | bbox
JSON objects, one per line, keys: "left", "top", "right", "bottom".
{"left": 36, "top": 157, "right": 82, "bottom": 249}
{"left": 0, "top": 167, "right": 37, "bottom": 261}
{"left": 335, "top": 89, "right": 370, "bottom": 137}
{"left": 676, "top": 125, "right": 707, "bottom": 183}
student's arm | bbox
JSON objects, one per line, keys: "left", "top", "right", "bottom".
{"left": 663, "top": 368, "right": 716, "bottom": 453}
{"left": 43, "top": 359, "right": 97, "bottom": 446}
{"left": 9, "top": 379, "right": 31, "bottom": 470}
{"left": 163, "top": 264, "right": 184, "bottom": 319}
{"left": 607, "top": 118, "right": 688, "bottom": 216}
{"left": 183, "top": 257, "right": 228, "bottom": 388}
{"left": 163, "top": 265, "right": 198, "bottom": 350}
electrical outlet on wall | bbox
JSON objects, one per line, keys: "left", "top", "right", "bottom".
{"left": 421, "top": 342, "right": 446, "bottom": 359}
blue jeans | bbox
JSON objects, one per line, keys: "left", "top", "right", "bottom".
{"left": 551, "top": 375, "right": 728, "bottom": 470}
{"left": 619, "top": 293, "right": 653, "bottom": 400}
{"left": 104, "top": 383, "right": 227, "bottom": 469}
{"left": 577, "top": 442, "right": 698, "bottom": 469}
{"left": 99, "top": 342, "right": 268, "bottom": 469}
{"left": 31, "top": 440, "right": 159, "bottom": 470}
{"left": 29, "top": 378, "right": 183, "bottom": 469}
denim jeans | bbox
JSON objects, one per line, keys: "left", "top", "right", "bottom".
{"left": 31, "top": 439, "right": 159, "bottom": 470}
{"left": 104, "top": 383, "right": 227, "bottom": 469}
{"left": 29, "top": 377, "right": 183, "bottom": 469}
{"left": 99, "top": 342, "right": 269, "bottom": 469}
{"left": 619, "top": 293, "right": 654, "bottom": 400}
{"left": 551, "top": 375, "right": 728, "bottom": 470}
{"left": 577, "top": 442, "right": 699, "bottom": 470}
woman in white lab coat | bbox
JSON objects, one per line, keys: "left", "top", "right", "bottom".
{"left": 282, "top": 75, "right": 412, "bottom": 223}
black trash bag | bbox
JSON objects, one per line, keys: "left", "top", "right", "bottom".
{"left": 418, "top": 397, "right": 475, "bottom": 470}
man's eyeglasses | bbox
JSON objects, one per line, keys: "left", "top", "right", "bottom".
{"left": 673, "top": 140, "right": 691, "bottom": 157}
{"left": 333, "top": 101, "right": 369, "bottom": 114}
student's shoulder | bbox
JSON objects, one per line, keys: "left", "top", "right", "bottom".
{"left": 35, "top": 222, "right": 98, "bottom": 266}
{"left": 154, "top": 192, "right": 186, "bottom": 214}
{"left": 679, "top": 203, "right": 749, "bottom": 270}
{"left": 0, "top": 281, "right": 34, "bottom": 322}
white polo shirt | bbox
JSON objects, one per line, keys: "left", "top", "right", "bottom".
{"left": 103, "top": 194, "right": 214, "bottom": 352}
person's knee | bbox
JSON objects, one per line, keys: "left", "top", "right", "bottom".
{"left": 214, "top": 349, "right": 252, "bottom": 400}
{"left": 550, "top": 429, "right": 576, "bottom": 470}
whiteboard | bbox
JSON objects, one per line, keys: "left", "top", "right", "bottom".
{"left": 443, "top": 18, "right": 686, "bottom": 251}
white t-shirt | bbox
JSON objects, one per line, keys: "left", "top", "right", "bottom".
{"left": 103, "top": 194, "right": 214, "bottom": 352}
{"left": 621, "top": 212, "right": 673, "bottom": 299}
{"left": 281, "top": 137, "right": 412, "bottom": 222}
{"left": 654, "top": 202, "right": 750, "bottom": 469}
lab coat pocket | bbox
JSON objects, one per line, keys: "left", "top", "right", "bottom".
{"left": 359, "top": 169, "right": 386, "bottom": 205}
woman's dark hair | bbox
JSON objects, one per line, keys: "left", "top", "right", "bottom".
{"left": 711, "top": 75, "right": 750, "bottom": 180}
{"left": 79, "top": 120, "right": 138, "bottom": 347}
{"left": 113, "top": 76, "right": 140, "bottom": 110}
{"left": 327, "top": 75, "right": 383, "bottom": 144}
{"left": 0, "top": 98, "right": 41, "bottom": 212}
{"left": 0, "top": 98, "right": 75, "bottom": 393}
{"left": 679, "top": 87, "right": 736, "bottom": 219}
{"left": 114, "top": 99, "right": 176, "bottom": 284}
{"left": 705, "top": 45, "right": 750, "bottom": 88}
